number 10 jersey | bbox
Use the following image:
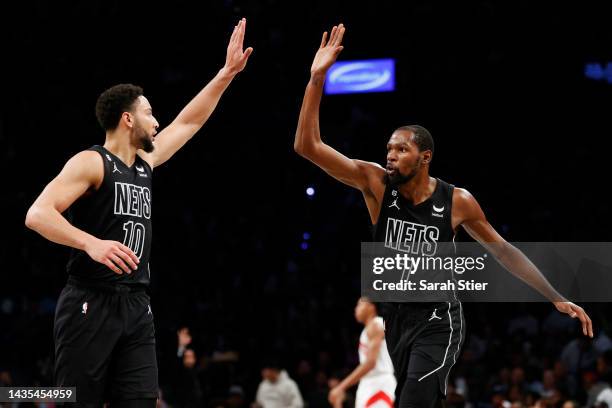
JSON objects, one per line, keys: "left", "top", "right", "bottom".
{"left": 66, "top": 145, "right": 153, "bottom": 286}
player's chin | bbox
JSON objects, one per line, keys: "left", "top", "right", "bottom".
{"left": 386, "top": 170, "right": 401, "bottom": 182}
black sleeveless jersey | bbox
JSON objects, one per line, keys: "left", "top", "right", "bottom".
{"left": 66, "top": 145, "right": 153, "bottom": 286}
{"left": 373, "top": 178, "right": 457, "bottom": 302}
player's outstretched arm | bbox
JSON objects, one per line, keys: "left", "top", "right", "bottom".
{"left": 294, "top": 24, "right": 384, "bottom": 194}
{"left": 25, "top": 152, "right": 139, "bottom": 275}
{"left": 328, "top": 319, "right": 384, "bottom": 405}
{"left": 143, "top": 18, "right": 253, "bottom": 168}
{"left": 454, "top": 188, "right": 593, "bottom": 337}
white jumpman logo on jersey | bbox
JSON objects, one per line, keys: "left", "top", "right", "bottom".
{"left": 428, "top": 308, "right": 442, "bottom": 321}
{"left": 112, "top": 162, "right": 122, "bottom": 174}
{"left": 388, "top": 198, "right": 400, "bottom": 210}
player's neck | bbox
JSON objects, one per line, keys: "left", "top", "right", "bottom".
{"left": 364, "top": 314, "right": 376, "bottom": 326}
{"left": 104, "top": 131, "right": 138, "bottom": 167}
{"left": 397, "top": 171, "right": 435, "bottom": 205}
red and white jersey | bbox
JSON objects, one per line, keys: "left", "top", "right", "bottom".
{"left": 358, "top": 317, "right": 394, "bottom": 379}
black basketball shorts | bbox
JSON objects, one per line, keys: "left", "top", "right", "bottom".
{"left": 379, "top": 301, "right": 465, "bottom": 407}
{"left": 53, "top": 278, "right": 158, "bottom": 404}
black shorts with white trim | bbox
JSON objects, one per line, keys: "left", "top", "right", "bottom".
{"left": 378, "top": 301, "right": 465, "bottom": 404}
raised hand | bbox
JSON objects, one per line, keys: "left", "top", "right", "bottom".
{"left": 177, "top": 327, "right": 192, "bottom": 348}
{"left": 224, "top": 18, "right": 253, "bottom": 75}
{"left": 311, "top": 23, "right": 346, "bottom": 76}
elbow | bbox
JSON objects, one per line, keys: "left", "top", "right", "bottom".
{"left": 25, "top": 206, "right": 42, "bottom": 231}
{"left": 293, "top": 140, "right": 304, "bottom": 156}
{"left": 293, "top": 135, "right": 307, "bottom": 157}
{"left": 294, "top": 143, "right": 311, "bottom": 159}
{"left": 293, "top": 138, "right": 314, "bottom": 159}
{"left": 293, "top": 128, "right": 313, "bottom": 158}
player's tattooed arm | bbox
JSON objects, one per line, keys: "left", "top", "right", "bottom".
{"left": 453, "top": 188, "right": 593, "bottom": 337}
{"left": 141, "top": 18, "right": 253, "bottom": 169}
{"left": 294, "top": 24, "right": 385, "bottom": 206}
{"left": 25, "top": 152, "right": 139, "bottom": 275}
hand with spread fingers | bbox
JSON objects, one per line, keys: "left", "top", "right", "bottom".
{"left": 311, "top": 23, "right": 346, "bottom": 77}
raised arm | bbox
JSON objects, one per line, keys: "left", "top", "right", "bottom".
{"left": 328, "top": 319, "right": 385, "bottom": 406}
{"left": 293, "top": 24, "right": 384, "bottom": 194}
{"left": 25, "top": 151, "right": 139, "bottom": 275}
{"left": 453, "top": 188, "right": 593, "bottom": 337}
{"left": 142, "top": 18, "right": 253, "bottom": 168}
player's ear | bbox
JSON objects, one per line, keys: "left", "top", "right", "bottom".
{"left": 422, "top": 150, "right": 433, "bottom": 164}
{"left": 121, "top": 112, "right": 134, "bottom": 129}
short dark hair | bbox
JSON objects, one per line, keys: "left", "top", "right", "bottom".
{"left": 95, "top": 84, "right": 143, "bottom": 131}
{"left": 395, "top": 125, "right": 434, "bottom": 156}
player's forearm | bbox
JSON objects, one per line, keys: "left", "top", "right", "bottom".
{"left": 294, "top": 73, "right": 326, "bottom": 156}
{"left": 25, "top": 205, "right": 96, "bottom": 251}
{"left": 338, "top": 361, "right": 375, "bottom": 390}
{"left": 495, "top": 243, "right": 567, "bottom": 302}
{"left": 172, "top": 68, "right": 236, "bottom": 130}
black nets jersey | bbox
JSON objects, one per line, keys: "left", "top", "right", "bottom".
{"left": 373, "top": 178, "right": 457, "bottom": 302}
{"left": 66, "top": 145, "right": 153, "bottom": 286}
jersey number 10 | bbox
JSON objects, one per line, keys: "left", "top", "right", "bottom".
{"left": 122, "top": 221, "right": 146, "bottom": 259}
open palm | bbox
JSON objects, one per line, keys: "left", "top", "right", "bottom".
{"left": 311, "top": 24, "right": 346, "bottom": 76}
{"left": 225, "top": 18, "right": 253, "bottom": 75}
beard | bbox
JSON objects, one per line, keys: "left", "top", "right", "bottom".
{"left": 383, "top": 168, "right": 418, "bottom": 186}
{"left": 141, "top": 135, "right": 155, "bottom": 153}
{"left": 383, "top": 158, "right": 422, "bottom": 186}
{"left": 134, "top": 124, "right": 155, "bottom": 153}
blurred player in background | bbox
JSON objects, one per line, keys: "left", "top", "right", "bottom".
{"left": 329, "top": 297, "right": 396, "bottom": 408}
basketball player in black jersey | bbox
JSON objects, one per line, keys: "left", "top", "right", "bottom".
{"left": 294, "top": 24, "right": 593, "bottom": 408}
{"left": 24, "top": 18, "right": 252, "bottom": 408}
